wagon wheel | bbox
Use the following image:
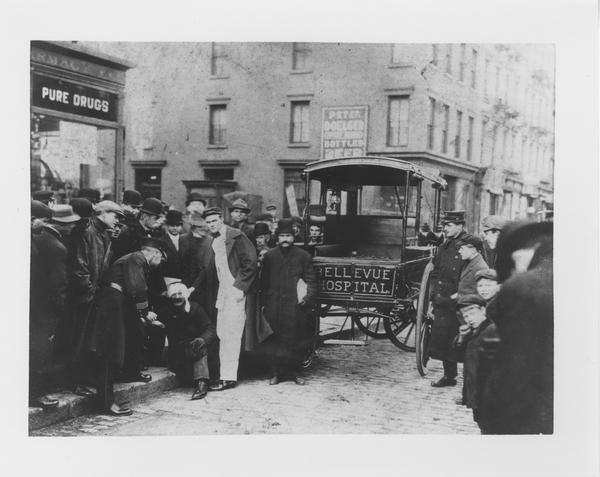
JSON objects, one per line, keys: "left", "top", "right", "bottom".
{"left": 383, "top": 291, "right": 419, "bottom": 352}
{"left": 416, "top": 261, "right": 434, "bottom": 376}
{"left": 351, "top": 312, "right": 389, "bottom": 339}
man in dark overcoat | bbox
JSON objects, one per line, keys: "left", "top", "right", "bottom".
{"left": 85, "top": 239, "right": 167, "bottom": 416}
{"left": 30, "top": 201, "right": 67, "bottom": 408}
{"left": 260, "top": 218, "right": 317, "bottom": 385}
{"left": 428, "top": 210, "right": 467, "bottom": 388}
{"left": 69, "top": 201, "right": 125, "bottom": 396}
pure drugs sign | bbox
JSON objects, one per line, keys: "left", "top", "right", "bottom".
{"left": 315, "top": 262, "right": 397, "bottom": 301}
{"left": 32, "top": 74, "right": 118, "bottom": 122}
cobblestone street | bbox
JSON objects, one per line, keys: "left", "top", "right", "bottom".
{"left": 32, "top": 338, "right": 479, "bottom": 436}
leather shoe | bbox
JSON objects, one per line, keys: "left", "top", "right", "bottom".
{"left": 37, "top": 395, "right": 59, "bottom": 409}
{"left": 191, "top": 381, "right": 208, "bottom": 400}
{"left": 431, "top": 376, "right": 457, "bottom": 388}
{"left": 73, "top": 385, "right": 96, "bottom": 398}
{"left": 293, "top": 376, "right": 306, "bottom": 386}
{"left": 107, "top": 403, "right": 133, "bottom": 416}
{"left": 269, "top": 376, "right": 280, "bottom": 385}
{"left": 209, "top": 380, "right": 236, "bottom": 391}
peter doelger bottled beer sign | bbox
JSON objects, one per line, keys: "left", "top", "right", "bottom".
{"left": 315, "top": 262, "right": 397, "bottom": 300}
{"left": 321, "top": 106, "right": 368, "bottom": 160}
{"left": 32, "top": 74, "right": 118, "bottom": 122}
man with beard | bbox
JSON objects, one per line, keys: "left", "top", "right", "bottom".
{"left": 480, "top": 215, "right": 507, "bottom": 269}
{"left": 159, "top": 282, "right": 217, "bottom": 400}
{"left": 85, "top": 238, "right": 167, "bottom": 416}
{"left": 260, "top": 219, "right": 317, "bottom": 385}
{"left": 428, "top": 211, "right": 467, "bottom": 388}
{"left": 203, "top": 207, "right": 257, "bottom": 391}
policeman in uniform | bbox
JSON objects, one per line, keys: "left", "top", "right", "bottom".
{"left": 428, "top": 211, "right": 467, "bottom": 388}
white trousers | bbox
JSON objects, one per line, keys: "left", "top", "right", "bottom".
{"left": 216, "top": 294, "right": 247, "bottom": 381}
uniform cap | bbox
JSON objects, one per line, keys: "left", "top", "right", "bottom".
{"left": 95, "top": 200, "right": 126, "bottom": 218}
{"left": 442, "top": 210, "right": 466, "bottom": 224}
{"left": 51, "top": 204, "right": 80, "bottom": 223}
{"left": 122, "top": 189, "right": 143, "bottom": 207}
{"left": 31, "top": 200, "right": 53, "bottom": 219}
{"left": 140, "top": 197, "right": 166, "bottom": 216}
{"left": 228, "top": 199, "right": 251, "bottom": 213}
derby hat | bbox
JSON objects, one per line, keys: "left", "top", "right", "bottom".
{"left": 202, "top": 207, "right": 223, "bottom": 219}
{"left": 441, "top": 210, "right": 466, "bottom": 224}
{"left": 31, "top": 200, "right": 53, "bottom": 219}
{"left": 165, "top": 209, "right": 184, "bottom": 226}
{"left": 228, "top": 198, "right": 251, "bottom": 214}
{"left": 475, "top": 268, "right": 498, "bottom": 282}
{"left": 70, "top": 198, "right": 94, "bottom": 218}
{"left": 122, "top": 189, "right": 143, "bottom": 207}
{"left": 95, "top": 200, "right": 126, "bottom": 218}
{"left": 277, "top": 218, "right": 294, "bottom": 235}
{"left": 254, "top": 222, "right": 271, "bottom": 236}
{"left": 140, "top": 197, "right": 166, "bottom": 216}
{"left": 482, "top": 215, "right": 508, "bottom": 232}
{"left": 185, "top": 192, "right": 207, "bottom": 207}
{"left": 32, "top": 190, "right": 55, "bottom": 203}
{"left": 77, "top": 188, "right": 101, "bottom": 203}
{"left": 51, "top": 204, "right": 80, "bottom": 223}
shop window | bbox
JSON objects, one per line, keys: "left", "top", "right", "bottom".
{"left": 290, "top": 101, "right": 310, "bottom": 144}
{"left": 387, "top": 96, "right": 409, "bottom": 146}
{"left": 204, "top": 168, "right": 234, "bottom": 181}
{"left": 135, "top": 168, "right": 162, "bottom": 200}
{"left": 30, "top": 113, "right": 116, "bottom": 202}
{"left": 283, "top": 169, "right": 306, "bottom": 217}
{"left": 292, "top": 42, "right": 311, "bottom": 70}
{"left": 209, "top": 104, "right": 227, "bottom": 146}
{"left": 210, "top": 43, "right": 227, "bottom": 77}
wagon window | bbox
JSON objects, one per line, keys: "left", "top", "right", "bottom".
{"left": 325, "top": 188, "right": 347, "bottom": 215}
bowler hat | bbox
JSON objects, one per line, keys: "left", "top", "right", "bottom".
{"left": 77, "top": 188, "right": 101, "bottom": 203}
{"left": 165, "top": 210, "right": 183, "bottom": 226}
{"left": 186, "top": 192, "right": 207, "bottom": 207}
{"left": 122, "top": 189, "right": 143, "bottom": 207}
{"left": 457, "top": 294, "right": 487, "bottom": 308}
{"left": 70, "top": 198, "right": 94, "bottom": 219}
{"left": 51, "top": 205, "right": 80, "bottom": 223}
{"left": 456, "top": 234, "right": 483, "bottom": 251}
{"left": 475, "top": 268, "right": 497, "bottom": 282}
{"left": 32, "top": 190, "right": 55, "bottom": 204}
{"left": 202, "top": 207, "right": 223, "bottom": 219}
{"left": 277, "top": 218, "right": 294, "bottom": 235}
{"left": 482, "top": 215, "right": 508, "bottom": 232}
{"left": 254, "top": 222, "right": 271, "bottom": 236}
{"left": 31, "top": 200, "right": 52, "bottom": 219}
{"left": 140, "top": 197, "right": 165, "bottom": 216}
{"left": 228, "top": 199, "right": 251, "bottom": 214}
{"left": 442, "top": 210, "right": 466, "bottom": 224}
{"left": 140, "top": 237, "right": 167, "bottom": 260}
{"left": 95, "top": 200, "right": 126, "bottom": 218}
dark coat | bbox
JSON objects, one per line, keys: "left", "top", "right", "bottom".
{"left": 457, "top": 253, "right": 489, "bottom": 300}
{"left": 230, "top": 219, "right": 255, "bottom": 245}
{"left": 260, "top": 245, "right": 317, "bottom": 358}
{"left": 429, "top": 230, "right": 465, "bottom": 361}
{"left": 155, "top": 228, "right": 183, "bottom": 281}
{"left": 30, "top": 226, "right": 68, "bottom": 368}
{"left": 483, "top": 242, "right": 497, "bottom": 269}
{"left": 463, "top": 317, "right": 494, "bottom": 411}
{"left": 158, "top": 301, "right": 217, "bottom": 373}
{"left": 479, "top": 260, "right": 553, "bottom": 434}
{"left": 85, "top": 252, "right": 151, "bottom": 367}
{"left": 222, "top": 225, "right": 258, "bottom": 294}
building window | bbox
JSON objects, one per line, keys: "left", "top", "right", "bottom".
{"left": 480, "top": 117, "right": 489, "bottom": 163}
{"left": 441, "top": 104, "right": 450, "bottom": 154}
{"left": 204, "top": 168, "right": 234, "bottom": 181}
{"left": 210, "top": 43, "right": 227, "bottom": 77}
{"left": 283, "top": 169, "right": 306, "bottom": 217}
{"left": 467, "top": 116, "right": 474, "bottom": 161}
{"left": 391, "top": 44, "right": 403, "bottom": 64}
{"left": 292, "top": 42, "right": 311, "bottom": 71}
{"left": 290, "top": 101, "right": 310, "bottom": 143}
{"left": 135, "top": 168, "right": 162, "bottom": 200}
{"left": 491, "top": 124, "right": 498, "bottom": 164}
{"left": 504, "top": 73, "right": 510, "bottom": 104}
{"left": 489, "top": 193, "right": 499, "bottom": 215}
{"left": 445, "top": 44, "right": 453, "bottom": 74}
{"left": 455, "top": 110, "right": 463, "bottom": 158}
{"left": 209, "top": 104, "right": 227, "bottom": 146}
{"left": 432, "top": 44, "right": 440, "bottom": 66}
{"left": 495, "top": 66, "right": 501, "bottom": 100}
{"left": 484, "top": 59, "right": 490, "bottom": 99}
{"left": 427, "top": 97, "right": 436, "bottom": 150}
{"left": 471, "top": 49, "right": 478, "bottom": 88}
{"left": 502, "top": 127, "right": 508, "bottom": 162}
{"left": 387, "top": 96, "right": 409, "bottom": 146}
{"left": 459, "top": 44, "right": 466, "bottom": 81}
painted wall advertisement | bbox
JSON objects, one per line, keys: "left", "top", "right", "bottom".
{"left": 321, "top": 106, "right": 368, "bottom": 160}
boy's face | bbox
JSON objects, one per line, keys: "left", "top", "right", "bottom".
{"left": 460, "top": 304, "right": 486, "bottom": 327}
{"left": 477, "top": 278, "right": 499, "bottom": 300}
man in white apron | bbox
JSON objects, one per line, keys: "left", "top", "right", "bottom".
{"left": 202, "top": 207, "right": 257, "bottom": 391}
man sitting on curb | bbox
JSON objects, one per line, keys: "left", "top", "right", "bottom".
{"left": 159, "top": 282, "right": 217, "bottom": 400}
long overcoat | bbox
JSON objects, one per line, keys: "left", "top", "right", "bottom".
{"left": 428, "top": 230, "right": 465, "bottom": 362}
{"left": 260, "top": 245, "right": 317, "bottom": 359}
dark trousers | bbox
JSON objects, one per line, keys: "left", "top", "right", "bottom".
{"left": 96, "top": 359, "right": 116, "bottom": 410}
{"left": 121, "top": 313, "right": 145, "bottom": 378}
{"left": 207, "top": 339, "right": 221, "bottom": 382}
{"left": 270, "top": 353, "right": 302, "bottom": 378}
{"left": 145, "top": 326, "right": 166, "bottom": 366}
{"left": 443, "top": 360, "right": 458, "bottom": 379}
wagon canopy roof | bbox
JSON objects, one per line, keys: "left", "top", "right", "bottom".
{"left": 304, "top": 156, "right": 447, "bottom": 188}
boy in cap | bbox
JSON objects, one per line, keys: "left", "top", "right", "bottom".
{"left": 455, "top": 234, "right": 488, "bottom": 301}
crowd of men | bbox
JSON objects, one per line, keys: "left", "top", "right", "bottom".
{"left": 30, "top": 189, "right": 317, "bottom": 416}
{"left": 30, "top": 187, "right": 552, "bottom": 434}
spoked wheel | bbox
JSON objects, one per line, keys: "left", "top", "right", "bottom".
{"left": 416, "top": 261, "right": 434, "bottom": 376}
{"left": 352, "top": 313, "right": 389, "bottom": 339}
{"left": 384, "top": 292, "right": 419, "bottom": 352}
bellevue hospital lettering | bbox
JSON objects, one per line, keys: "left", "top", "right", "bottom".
{"left": 316, "top": 264, "right": 395, "bottom": 295}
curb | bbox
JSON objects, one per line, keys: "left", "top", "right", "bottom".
{"left": 28, "top": 367, "right": 178, "bottom": 432}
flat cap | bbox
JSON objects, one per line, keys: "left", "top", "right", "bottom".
{"left": 202, "top": 207, "right": 223, "bottom": 219}
{"left": 32, "top": 190, "right": 55, "bottom": 203}
{"left": 31, "top": 200, "right": 52, "bottom": 219}
{"left": 457, "top": 294, "right": 487, "bottom": 308}
{"left": 228, "top": 198, "right": 251, "bottom": 213}
{"left": 95, "top": 200, "right": 125, "bottom": 217}
{"left": 475, "top": 268, "right": 498, "bottom": 282}
{"left": 140, "top": 197, "right": 165, "bottom": 216}
{"left": 442, "top": 210, "right": 466, "bottom": 224}
{"left": 456, "top": 233, "right": 484, "bottom": 251}
{"left": 122, "top": 189, "right": 143, "bottom": 207}
{"left": 482, "top": 215, "right": 508, "bottom": 232}
{"left": 70, "top": 198, "right": 94, "bottom": 218}
{"left": 51, "top": 204, "right": 80, "bottom": 223}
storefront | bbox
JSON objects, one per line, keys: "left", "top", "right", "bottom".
{"left": 30, "top": 41, "right": 132, "bottom": 203}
